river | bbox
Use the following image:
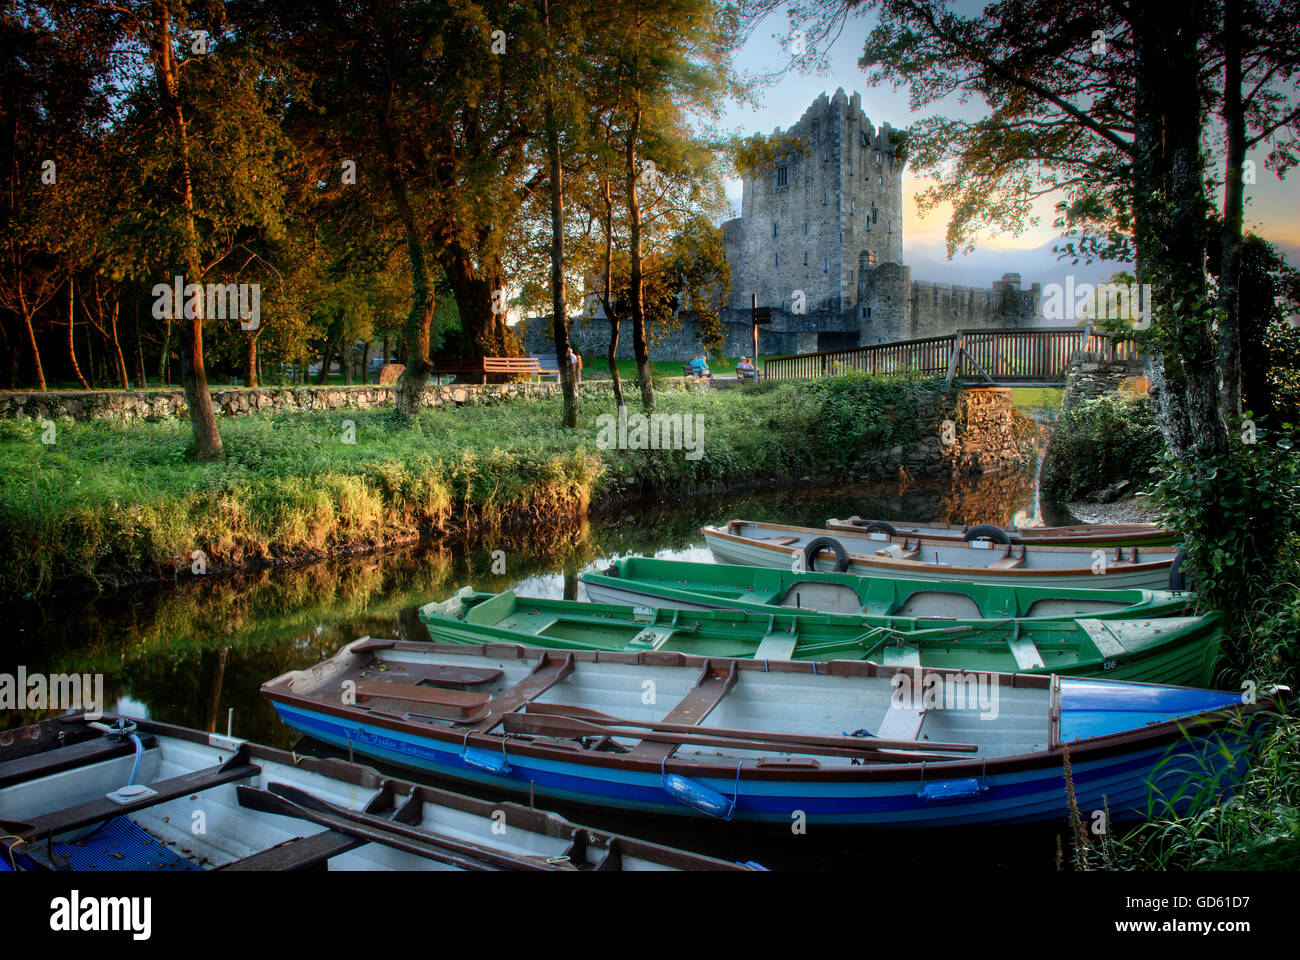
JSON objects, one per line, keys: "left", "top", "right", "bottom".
{"left": 2, "top": 468, "right": 1080, "bottom": 869}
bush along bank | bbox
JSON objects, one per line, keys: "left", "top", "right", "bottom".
{"left": 0, "top": 373, "right": 1039, "bottom": 598}
{"left": 1041, "top": 393, "right": 1165, "bottom": 501}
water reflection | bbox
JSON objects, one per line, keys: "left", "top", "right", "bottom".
{"left": 2, "top": 471, "right": 1057, "bottom": 743}
{"left": 2, "top": 470, "right": 1080, "bottom": 868}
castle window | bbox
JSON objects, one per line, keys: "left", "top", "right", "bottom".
{"left": 861, "top": 306, "right": 871, "bottom": 320}
{"left": 772, "top": 220, "right": 779, "bottom": 238}
{"left": 802, "top": 221, "right": 809, "bottom": 235}
{"left": 822, "top": 191, "right": 828, "bottom": 204}
{"left": 823, "top": 258, "right": 829, "bottom": 272}
{"left": 878, "top": 176, "right": 883, "bottom": 186}
{"left": 774, "top": 251, "right": 780, "bottom": 267}
{"left": 848, "top": 162, "right": 853, "bottom": 175}
{"left": 875, "top": 152, "right": 881, "bottom": 165}
{"left": 867, "top": 250, "right": 877, "bottom": 265}
{"left": 803, "top": 251, "right": 809, "bottom": 265}
{"left": 888, "top": 219, "right": 892, "bottom": 233}
{"left": 872, "top": 207, "right": 878, "bottom": 224}
{"left": 860, "top": 131, "right": 868, "bottom": 147}
{"left": 776, "top": 166, "right": 788, "bottom": 187}
{"left": 850, "top": 199, "right": 855, "bottom": 213}
{"left": 848, "top": 269, "right": 854, "bottom": 282}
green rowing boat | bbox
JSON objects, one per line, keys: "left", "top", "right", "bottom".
{"left": 579, "top": 556, "right": 1193, "bottom": 620}
{"left": 418, "top": 587, "right": 1222, "bottom": 686}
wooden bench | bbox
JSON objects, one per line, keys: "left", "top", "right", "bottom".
{"left": 432, "top": 356, "right": 543, "bottom": 382}
{"left": 530, "top": 353, "right": 560, "bottom": 381}
{"left": 354, "top": 681, "right": 492, "bottom": 721}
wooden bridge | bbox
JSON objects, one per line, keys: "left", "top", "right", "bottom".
{"left": 761, "top": 326, "right": 1140, "bottom": 386}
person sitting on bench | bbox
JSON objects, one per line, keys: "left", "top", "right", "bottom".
{"left": 688, "top": 354, "right": 713, "bottom": 379}
{"left": 736, "top": 356, "right": 757, "bottom": 382}
{"left": 567, "top": 347, "right": 583, "bottom": 384}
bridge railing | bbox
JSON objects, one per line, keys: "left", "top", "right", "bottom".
{"left": 762, "top": 327, "right": 1140, "bottom": 383}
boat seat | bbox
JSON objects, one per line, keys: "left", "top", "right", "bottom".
{"left": 988, "top": 555, "right": 1025, "bottom": 569}
{"left": 876, "top": 704, "right": 926, "bottom": 741}
{"left": 753, "top": 633, "right": 798, "bottom": 660}
{"left": 384, "top": 665, "right": 505, "bottom": 689}
{"left": 465, "top": 652, "right": 577, "bottom": 732}
{"left": 880, "top": 643, "right": 921, "bottom": 667}
{"left": 761, "top": 536, "right": 799, "bottom": 547}
{"left": 626, "top": 660, "right": 739, "bottom": 760}
{"left": 1005, "top": 636, "right": 1046, "bottom": 671}
{"left": 355, "top": 681, "right": 491, "bottom": 721}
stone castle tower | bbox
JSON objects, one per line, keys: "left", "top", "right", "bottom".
{"left": 722, "top": 89, "right": 901, "bottom": 319}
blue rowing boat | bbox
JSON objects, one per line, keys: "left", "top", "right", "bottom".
{"left": 262, "top": 637, "right": 1285, "bottom": 828}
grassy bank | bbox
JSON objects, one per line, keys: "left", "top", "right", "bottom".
{"left": 0, "top": 373, "right": 952, "bottom": 597}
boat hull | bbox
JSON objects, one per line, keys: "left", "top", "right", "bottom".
{"left": 705, "top": 523, "right": 1176, "bottom": 590}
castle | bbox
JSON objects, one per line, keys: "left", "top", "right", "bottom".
{"left": 525, "top": 88, "right": 1044, "bottom": 362}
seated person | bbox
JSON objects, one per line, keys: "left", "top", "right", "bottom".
{"left": 567, "top": 347, "right": 582, "bottom": 383}
{"left": 736, "top": 356, "right": 757, "bottom": 381}
{"left": 688, "top": 354, "right": 713, "bottom": 378}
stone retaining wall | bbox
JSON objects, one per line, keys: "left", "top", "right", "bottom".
{"left": 1061, "top": 351, "right": 1147, "bottom": 411}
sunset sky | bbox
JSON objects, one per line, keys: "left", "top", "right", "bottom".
{"left": 718, "top": 9, "right": 1300, "bottom": 294}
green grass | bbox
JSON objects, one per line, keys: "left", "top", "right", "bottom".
{"left": 1009, "top": 386, "right": 1063, "bottom": 411}
{"left": 0, "top": 372, "right": 951, "bottom": 596}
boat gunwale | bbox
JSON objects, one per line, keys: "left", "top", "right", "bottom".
{"left": 704, "top": 523, "right": 1177, "bottom": 579}
{"left": 1, "top": 713, "right": 753, "bottom": 871}
{"left": 261, "top": 637, "right": 1283, "bottom": 785}
{"left": 826, "top": 517, "right": 1177, "bottom": 547}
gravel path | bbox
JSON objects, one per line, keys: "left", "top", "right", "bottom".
{"left": 1064, "top": 496, "right": 1160, "bottom": 525}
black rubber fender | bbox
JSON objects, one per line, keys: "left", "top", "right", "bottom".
{"left": 802, "top": 536, "right": 851, "bottom": 573}
{"left": 864, "top": 521, "right": 897, "bottom": 537}
{"left": 963, "top": 524, "right": 1011, "bottom": 545}
{"left": 1168, "top": 548, "right": 1190, "bottom": 591}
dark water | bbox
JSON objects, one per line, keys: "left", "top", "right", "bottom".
{"left": 1, "top": 469, "right": 1078, "bottom": 869}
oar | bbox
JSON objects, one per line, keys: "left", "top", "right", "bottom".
{"left": 524, "top": 702, "right": 978, "bottom": 753}
{"left": 504, "top": 713, "right": 967, "bottom": 764}
{"left": 266, "top": 782, "right": 573, "bottom": 872}
{"left": 236, "top": 786, "right": 507, "bottom": 871}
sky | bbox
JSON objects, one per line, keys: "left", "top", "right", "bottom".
{"left": 714, "top": 8, "right": 1300, "bottom": 295}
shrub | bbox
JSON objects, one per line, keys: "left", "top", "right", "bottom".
{"left": 1041, "top": 394, "right": 1164, "bottom": 499}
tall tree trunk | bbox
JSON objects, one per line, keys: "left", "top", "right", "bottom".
{"left": 545, "top": 92, "right": 577, "bottom": 428}
{"left": 360, "top": 340, "right": 369, "bottom": 384}
{"left": 134, "top": 298, "right": 147, "bottom": 388}
{"left": 159, "top": 318, "right": 171, "bottom": 387}
{"left": 67, "top": 279, "right": 88, "bottom": 389}
{"left": 317, "top": 341, "right": 333, "bottom": 384}
{"left": 625, "top": 101, "right": 653, "bottom": 411}
{"left": 1131, "top": 5, "right": 1225, "bottom": 460}
{"left": 21, "top": 307, "right": 45, "bottom": 391}
{"left": 154, "top": 7, "right": 222, "bottom": 461}
{"left": 245, "top": 332, "right": 259, "bottom": 387}
{"left": 109, "top": 295, "right": 129, "bottom": 389}
{"left": 1218, "top": 0, "right": 1245, "bottom": 422}
{"left": 378, "top": 114, "right": 435, "bottom": 421}
{"left": 600, "top": 178, "right": 624, "bottom": 409}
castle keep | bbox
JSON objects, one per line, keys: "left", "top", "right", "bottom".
{"left": 526, "top": 88, "right": 1044, "bottom": 362}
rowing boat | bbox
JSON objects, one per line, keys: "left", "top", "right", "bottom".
{"left": 580, "top": 556, "right": 1192, "bottom": 620}
{"left": 825, "top": 517, "right": 1179, "bottom": 547}
{"left": 0, "top": 714, "right": 758, "bottom": 871}
{"left": 262, "top": 637, "right": 1284, "bottom": 828}
{"left": 705, "top": 519, "right": 1182, "bottom": 590}
{"left": 418, "top": 586, "right": 1220, "bottom": 685}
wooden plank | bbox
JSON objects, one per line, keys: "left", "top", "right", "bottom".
{"left": 217, "top": 830, "right": 364, "bottom": 871}
{"left": 9, "top": 756, "right": 261, "bottom": 840}
{"left": 753, "top": 634, "right": 798, "bottom": 660}
{"left": 626, "top": 660, "right": 739, "bottom": 760}
{"left": 466, "top": 652, "right": 576, "bottom": 732}
{"left": 1006, "top": 635, "right": 1046, "bottom": 671}
{"left": 355, "top": 681, "right": 491, "bottom": 721}
{"left": 881, "top": 643, "right": 921, "bottom": 667}
{"left": 876, "top": 705, "right": 925, "bottom": 741}
{"left": 0, "top": 734, "right": 156, "bottom": 789}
